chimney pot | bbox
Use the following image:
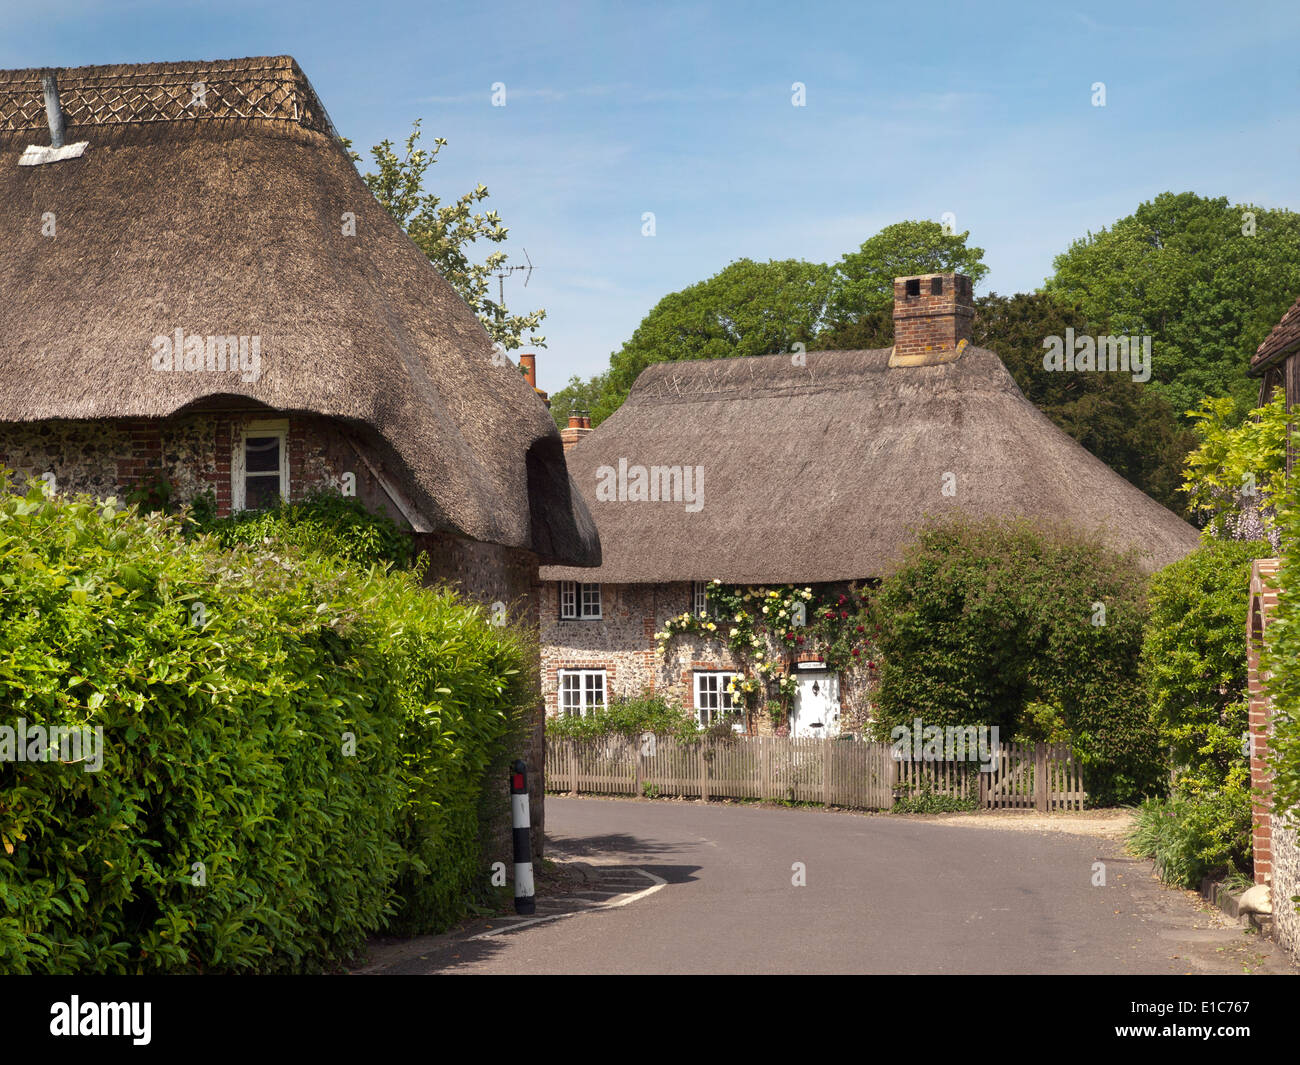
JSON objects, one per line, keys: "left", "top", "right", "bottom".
{"left": 518, "top": 352, "right": 537, "bottom": 389}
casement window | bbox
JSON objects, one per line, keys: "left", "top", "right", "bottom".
{"left": 232, "top": 418, "right": 288, "bottom": 511}
{"left": 559, "top": 581, "right": 602, "bottom": 620}
{"left": 694, "top": 671, "right": 740, "bottom": 727}
{"left": 692, "top": 581, "right": 710, "bottom": 616}
{"left": 558, "top": 669, "right": 607, "bottom": 717}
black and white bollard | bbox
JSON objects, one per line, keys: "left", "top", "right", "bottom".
{"left": 510, "top": 759, "right": 535, "bottom": 915}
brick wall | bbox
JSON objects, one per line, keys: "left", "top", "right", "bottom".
{"left": 1246, "top": 558, "right": 1300, "bottom": 965}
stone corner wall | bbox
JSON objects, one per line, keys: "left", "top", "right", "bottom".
{"left": 1272, "top": 814, "right": 1300, "bottom": 966}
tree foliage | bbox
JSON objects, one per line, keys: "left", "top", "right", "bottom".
{"left": 349, "top": 121, "right": 545, "bottom": 351}
{"left": 551, "top": 257, "right": 830, "bottom": 425}
{"left": 869, "top": 514, "right": 1159, "bottom": 804}
{"left": 553, "top": 221, "right": 988, "bottom": 428}
{"left": 826, "top": 219, "right": 989, "bottom": 325}
{"left": 1181, "top": 389, "right": 1288, "bottom": 544}
{"left": 1142, "top": 539, "right": 1273, "bottom": 797}
{"left": 973, "top": 291, "right": 1194, "bottom": 514}
{"left": 1045, "top": 191, "right": 1300, "bottom": 417}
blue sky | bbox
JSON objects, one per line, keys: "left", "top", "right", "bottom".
{"left": 4, "top": 1, "right": 1298, "bottom": 390}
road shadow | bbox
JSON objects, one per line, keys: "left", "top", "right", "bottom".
{"left": 546, "top": 829, "right": 690, "bottom": 862}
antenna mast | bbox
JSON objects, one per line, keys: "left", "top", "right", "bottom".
{"left": 494, "top": 247, "right": 534, "bottom": 307}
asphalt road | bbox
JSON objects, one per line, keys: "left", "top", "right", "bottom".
{"left": 384, "top": 797, "right": 1296, "bottom": 975}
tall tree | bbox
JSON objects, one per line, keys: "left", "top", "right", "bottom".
{"left": 827, "top": 219, "right": 989, "bottom": 326}
{"left": 551, "top": 258, "right": 830, "bottom": 426}
{"left": 348, "top": 121, "right": 546, "bottom": 351}
{"left": 972, "top": 292, "right": 1194, "bottom": 515}
{"left": 1045, "top": 191, "right": 1300, "bottom": 418}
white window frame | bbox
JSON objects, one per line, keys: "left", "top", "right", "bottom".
{"left": 232, "top": 418, "right": 289, "bottom": 512}
{"left": 559, "top": 581, "right": 602, "bottom": 620}
{"left": 692, "top": 581, "right": 709, "bottom": 616}
{"left": 694, "top": 670, "right": 740, "bottom": 728}
{"left": 558, "top": 669, "right": 607, "bottom": 717}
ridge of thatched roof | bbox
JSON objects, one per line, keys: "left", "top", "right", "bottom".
{"left": 0, "top": 56, "right": 598, "bottom": 566}
{"left": 541, "top": 346, "right": 1199, "bottom": 583}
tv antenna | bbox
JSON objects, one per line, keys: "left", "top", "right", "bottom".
{"left": 494, "top": 247, "right": 534, "bottom": 307}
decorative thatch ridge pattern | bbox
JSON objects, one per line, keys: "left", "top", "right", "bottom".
{"left": 0, "top": 57, "right": 337, "bottom": 137}
{"left": 542, "top": 346, "right": 1200, "bottom": 583}
{"left": 0, "top": 56, "right": 598, "bottom": 567}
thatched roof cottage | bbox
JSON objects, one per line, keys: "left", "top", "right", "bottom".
{"left": 0, "top": 56, "right": 599, "bottom": 846}
{"left": 540, "top": 272, "right": 1199, "bottom": 735}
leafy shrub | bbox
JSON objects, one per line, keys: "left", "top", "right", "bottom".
{"left": 1182, "top": 390, "right": 1287, "bottom": 543}
{"left": 869, "top": 514, "right": 1159, "bottom": 805}
{"left": 196, "top": 491, "right": 413, "bottom": 570}
{"left": 892, "top": 785, "right": 977, "bottom": 814}
{"left": 1142, "top": 539, "right": 1272, "bottom": 799}
{"left": 0, "top": 480, "right": 526, "bottom": 972}
{"left": 1128, "top": 791, "right": 1253, "bottom": 888}
{"left": 1262, "top": 478, "right": 1300, "bottom": 825}
{"left": 546, "top": 692, "right": 699, "bottom": 741}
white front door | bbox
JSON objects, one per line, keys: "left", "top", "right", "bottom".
{"left": 792, "top": 671, "right": 840, "bottom": 738}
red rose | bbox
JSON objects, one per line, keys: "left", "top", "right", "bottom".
{"left": 852, "top": 648, "right": 860, "bottom": 657}
{"left": 840, "top": 610, "right": 848, "bottom": 619}
{"left": 856, "top": 625, "right": 864, "bottom": 633}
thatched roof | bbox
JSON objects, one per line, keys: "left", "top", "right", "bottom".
{"left": 0, "top": 56, "right": 598, "bottom": 566}
{"left": 1251, "top": 291, "right": 1300, "bottom": 374}
{"left": 542, "top": 346, "right": 1199, "bottom": 583}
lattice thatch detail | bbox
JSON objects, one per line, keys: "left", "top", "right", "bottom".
{"left": 0, "top": 56, "right": 336, "bottom": 137}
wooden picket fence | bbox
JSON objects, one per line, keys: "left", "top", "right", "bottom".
{"left": 545, "top": 735, "right": 1085, "bottom": 812}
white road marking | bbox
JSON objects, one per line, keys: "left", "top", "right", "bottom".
{"left": 468, "top": 867, "right": 666, "bottom": 940}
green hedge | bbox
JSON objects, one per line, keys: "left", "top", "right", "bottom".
{"left": 1142, "top": 539, "right": 1272, "bottom": 796}
{"left": 194, "top": 491, "right": 413, "bottom": 570}
{"left": 0, "top": 481, "right": 528, "bottom": 973}
{"left": 869, "top": 514, "right": 1159, "bottom": 805}
{"left": 1263, "top": 480, "right": 1300, "bottom": 824}
{"left": 546, "top": 693, "right": 701, "bottom": 740}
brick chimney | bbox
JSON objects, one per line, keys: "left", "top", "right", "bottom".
{"left": 560, "top": 410, "right": 594, "bottom": 452}
{"left": 518, "top": 352, "right": 550, "bottom": 406}
{"left": 889, "top": 273, "right": 974, "bottom": 367}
